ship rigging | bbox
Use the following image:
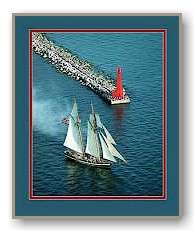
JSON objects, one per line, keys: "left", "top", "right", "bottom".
{"left": 63, "top": 101, "right": 127, "bottom": 168}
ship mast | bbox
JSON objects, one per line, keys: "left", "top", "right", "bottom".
{"left": 91, "top": 102, "right": 101, "bottom": 160}
{"left": 74, "top": 99, "right": 85, "bottom": 156}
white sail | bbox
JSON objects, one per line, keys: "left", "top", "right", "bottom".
{"left": 99, "top": 132, "right": 117, "bottom": 163}
{"left": 94, "top": 114, "right": 102, "bottom": 128}
{"left": 71, "top": 102, "right": 78, "bottom": 120}
{"left": 101, "top": 133, "right": 126, "bottom": 162}
{"left": 89, "top": 113, "right": 102, "bottom": 128}
{"left": 102, "top": 124, "right": 116, "bottom": 145}
{"left": 85, "top": 121, "right": 100, "bottom": 158}
{"left": 89, "top": 112, "right": 116, "bottom": 146}
{"left": 63, "top": 102, "right": 83, "bottom": 154}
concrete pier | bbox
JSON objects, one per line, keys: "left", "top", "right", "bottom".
{"left": 32, "top": 33, "right": 130, "bottom": 104}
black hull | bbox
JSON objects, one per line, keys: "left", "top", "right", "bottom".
{"left": 64, "top": 151, "right": 111, "bottom": 169}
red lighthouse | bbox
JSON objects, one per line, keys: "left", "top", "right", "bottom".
{"left": 111, "top": 67, "right": 124, "bottom": 99}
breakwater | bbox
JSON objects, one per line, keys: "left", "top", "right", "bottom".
{"left": 32, "top": 32, "right": 130, "bottom": 104}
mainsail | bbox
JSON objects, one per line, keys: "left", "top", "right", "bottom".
{"left": 85, "top": 121, "right": 100, "bottom": 158}
{"left": 89, "top": 113, "right": 102, "bottom": 128}
{"left": 85, "top": 105, "right": 101, "bottom": 159}
{"left": 63, "top": 102, "right": 83, "bottom": 154}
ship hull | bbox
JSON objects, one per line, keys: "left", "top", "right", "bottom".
{"left": 64, "top": 151, "right": 111, "bottom": 169}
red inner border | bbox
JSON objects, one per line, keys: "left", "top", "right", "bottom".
{"left": 29, "top": 29, "right": 167, "bottom": 200}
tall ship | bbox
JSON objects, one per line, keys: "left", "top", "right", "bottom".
{"left": 63, "top": 101, "right": 127, "bottom": 168}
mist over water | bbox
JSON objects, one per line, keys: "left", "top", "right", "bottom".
{"left": 33, "top": 92, "right": 70, "bottom": 136}
{"left": 33, "top": 32, "right": 163, "bottom": 196}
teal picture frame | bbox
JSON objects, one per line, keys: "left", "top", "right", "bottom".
{"left": 13, "top": 13, "right": 182, "bottom": 219}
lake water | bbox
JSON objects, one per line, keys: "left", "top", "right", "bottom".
{"left": 33, "top": 32, "right": 163, "bottom": 196}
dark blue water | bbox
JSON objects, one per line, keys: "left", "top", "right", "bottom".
{"left": 33, "top": 32, "right": 163, "bottom": 196}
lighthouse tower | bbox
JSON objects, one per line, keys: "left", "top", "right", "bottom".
{"left": 111, "top": 67, "right": 124, "bottom": 99}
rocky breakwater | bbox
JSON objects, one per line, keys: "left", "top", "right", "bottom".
{"left": 32, "top": 32, "right": 130, "bottom": 104}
